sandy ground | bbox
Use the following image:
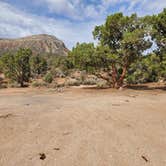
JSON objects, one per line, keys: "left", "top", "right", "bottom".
{"left": 0, "top": 87, "right": 166, "bottom": 166}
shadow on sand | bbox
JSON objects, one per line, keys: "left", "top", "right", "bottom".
{"left": 81, "top": 83, "right": 166, "bottom": 91}
{"left": 126, "top": 84, "right": 166, "bottom": 91}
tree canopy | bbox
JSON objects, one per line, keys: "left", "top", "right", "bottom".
{"left": 0, "top": 48, "right": 32, "bottom": 87}
{"left": 70, "top": 12, "right": 155, "bottom": 87}
{"left": 0, "top": 9, "right": 166, "bottom": 88}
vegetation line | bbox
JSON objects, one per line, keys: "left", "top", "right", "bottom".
{"left": 0, "top": 9, "right": 166, "bottom": 89}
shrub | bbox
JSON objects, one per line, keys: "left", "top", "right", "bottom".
{"left": 0, "top": 83, "right": 7, "bottom": 89}
{"left": 51, "top": 68, "right": 65, "bottom": 78}
{"left": 30, "top": 55, "right": 47, "bottom": 77}
{"left": 43, "top": 73, "right": 53, "bottom": 83}
{"left": 82, "top": 78, "right": 97, "bottom": 85}
{"left": 32, "top": 81, "right": 47, "bottom": 87}
{"left": 0, "top": 48, "right": 31, "bottom": 87}
{"left": 65, "top": 78, "right": 81, "bottom": 86}
{"left": 8, "top": 82, "right": 20, "bottom": 88}
{"left": 96, "top": 80, "right": 108, "bottom": 88}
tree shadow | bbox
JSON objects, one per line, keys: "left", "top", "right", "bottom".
{"left": 81, "top": 84, "right": 166, "bottom": 91}
{"left": 82, "top": 86, "right": 110, "bottom": 90}
{"left": 126, "top": 84, "right": 166, "bottom": 91}
{"left": 21, "top": 84, "right": 29, "bottom": 88}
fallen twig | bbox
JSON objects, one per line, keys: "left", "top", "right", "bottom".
{"left": 0, "top": 113, "right": 13, "bottom": 119}
{"left": 141, "top": 155, "right": 149, "bottom": 162}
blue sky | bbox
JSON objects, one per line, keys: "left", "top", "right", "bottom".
{"left": 0, "top": 0, "right": 166, "bottom": 49}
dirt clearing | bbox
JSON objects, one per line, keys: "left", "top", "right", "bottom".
{"left": 0, "top": 87, "right": 166, "bottom": 166}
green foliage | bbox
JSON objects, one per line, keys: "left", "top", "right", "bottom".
{"left": 0, "top": 58, "right": 3, "bottom": 72}
{"left": 30, "top": 55, "right": 47, "bottom": 77}
{"left": 31, "top": 80, "right": 47, "bottom": 87}
{"left": 64, "top": 55, "right": 75, "bottom": 70}
{"left": 48, "top": 56, "right": 66, "bottom": 69}
{"left": 154, "top": 8, "right": 166, "bottom": 38}
{"left": 47, "top": 56, "right": 72, "bottom": 76}
{"left": 93, "top": 13, "right": 152, "bottom": 60}
{"left": 0, "top": 48, "right": 32, "bottom": 87}
{"left": 130, "top": 8, "right": 166, "bottom": 83}
{"left": 69, "top": 17, "right": 153, "bottom": 87}
{"left": 69, "top": 43, "right": 95, "bottom": 72}
{"left": 127, "top": 53, "right": 166, "bottom": 84}
{"left": 43, "top": 72, "right": 53, "bottom": 83}
{"left": 65, "top": 79, "right": 81, "bottom": 86}
{"left": 160, "top": 53, "right": 166, "bottom": 78}
{"left": 149, "top": 9, "right": 166, "bottom": 60}
{"left": 1, "top": 10, "right": 166, "bottom": 88}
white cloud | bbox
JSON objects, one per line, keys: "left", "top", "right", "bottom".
{"left": 35, "top": 0, "right": 105, "bottom": 20}
{"left": 0, "top": 1, "right": 166, "bottom": 49}
{"left": 141, "top": 0, "right": 166, "bottom": 14}
{"left": 35, "top": 0, "right": 166, "bottom": 21}
{"left": 0, "top": 1, "right": 101, "bottom": 49}
{"left": 39, "top": 0, "right": 79, "bottom": 19}
{"left": 101, "top": 0, "right": 166, "bottom": 16}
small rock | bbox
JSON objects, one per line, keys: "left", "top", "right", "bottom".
{"left": 39, "top": 153, "right": 46, "bottom": 160}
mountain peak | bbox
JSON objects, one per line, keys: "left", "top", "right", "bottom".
{"left": 0, "top": 34, "right": 68, "bottom": 56}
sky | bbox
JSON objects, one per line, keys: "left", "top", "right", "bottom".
{"left": 0, "top": 0, "right": 166, "bottom": 49}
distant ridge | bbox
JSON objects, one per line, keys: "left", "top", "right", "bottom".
{"left": 0, "top": 34, "right": 69, "bottom": 56}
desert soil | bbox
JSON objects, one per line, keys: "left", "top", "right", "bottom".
{"left": 0, "top": 87, "right": 166, "bottom": 166}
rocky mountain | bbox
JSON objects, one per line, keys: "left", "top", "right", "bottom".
{"left": 0, "top": 34, "right": 68, "bottom": 56}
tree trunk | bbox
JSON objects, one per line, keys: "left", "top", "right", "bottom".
{"left": 117, "top": 65, "right": 127, "bottom": 88}
{"left": 19, "top": 76, "right": 24, "bottom": 87}
{"left": 111, "top": 64, "right": 118, "bottom": 88}
{"left": 96, "top": 73, "right": 111, "bottom": 83}
{"left": 95, "top": 63, "right": 128, "bottom": 89}
{"left": 20, "top": 81, "right": 24, "bottom": 87}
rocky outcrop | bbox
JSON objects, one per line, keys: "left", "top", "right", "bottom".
{"left": 0, "top": 34, "right": 68, "bottom": 56}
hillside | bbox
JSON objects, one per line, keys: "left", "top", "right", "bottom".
{"left": 0, "top": 34, "right": 68, "bottom": 56}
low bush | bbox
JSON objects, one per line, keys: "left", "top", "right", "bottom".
{"left": 43, "top": 73, "right": 53, "bottom": 83}
{"left": 8, "top": 82, "right": 21, "bottom": 88}
{"left": 65, "top": 78, "right": 81, "bottom": 86}
{"left": 82, "top": 78, "right": 97, "bottom": 85}
{"left": 0, "top": 83, "right": 7, "bottom": 89}
{"left": 32, "top": 81, "right": 48, "bottom": 87}
{"left": 96, "top": 81, "right": 108, "bottom": 88}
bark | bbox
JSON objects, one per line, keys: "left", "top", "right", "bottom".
{"left": 20, "top": 81, "right": 24, "bottom": 87}
{"left": 95, "top": 72, "right": 113, "bottom": 87}
{"left": 96, "top": 73, "right": 111, "bottom": 83}
{"left": 95, "top": 63, "right": 128, "bottom": 89}
{"left": 111, "top": 63, "right": 128, "bottom": 88}
{"left": 117, "top": 64, "right": 128, "bottom": 88}
{"left": 111, "top": 64, "right": 118, "bottom": 88}
{"left": 19, "top": 76, "right": 24, "bottom": 87}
